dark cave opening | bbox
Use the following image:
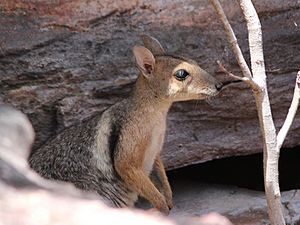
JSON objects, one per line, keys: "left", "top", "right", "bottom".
{"left": 167, "top": 147, "right": 300, "bottom": 192}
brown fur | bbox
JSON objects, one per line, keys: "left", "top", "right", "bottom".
{"left": 29, "top": 35, "right": 222, "bottom": 214}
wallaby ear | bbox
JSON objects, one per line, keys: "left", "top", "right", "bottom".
{"left": 133, "top": 45, "right": 155, "bottom": 78}
{"left": 142, "top": 35, "right": 165, "bottom": 56}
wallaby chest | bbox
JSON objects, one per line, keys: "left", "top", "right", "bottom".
{"left": 143, "top": 118, "right": 166, "bottom": 174}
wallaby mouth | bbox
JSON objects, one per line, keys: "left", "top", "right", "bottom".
{"left": 205, "top": 80, "right": 241, "bottom": 98}
{"left": 215, "top": 83, "right": 223, "bottom": 91}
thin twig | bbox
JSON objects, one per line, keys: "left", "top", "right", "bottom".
{"left": 216, "top": 60, "right": 261, "bottom": 91}
{"left": 210, "top": 0, "right": 261, "bottom": 92}
{"left": 217, "top": 60, "right": 243, "bottom": 80}
{"left": 277, "top": 71, "right": 300, "bottom": 149}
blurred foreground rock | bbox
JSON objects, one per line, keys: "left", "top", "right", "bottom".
{"left": 0, "top": 0, "right": 300, "bottom": 169}
{"left": 0, "top": 105, "right": 234, "bottom": 225}
{"left": 1, "top": 184, "right": 175, "bottom": 225}
{"left": 1, "top": 105, "right": 300, "bottom": 225}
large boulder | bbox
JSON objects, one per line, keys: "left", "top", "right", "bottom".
{"left": 0, "top": 0, "right": 299, "bottom": 169}
{"left": 1, "top": 105, "right": 235, "bottom": 225}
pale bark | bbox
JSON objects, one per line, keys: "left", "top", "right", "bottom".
{"left": 209, "top": 0, "right": 293, "bottom": 224}
{"left": 238, "top": 1, "right": 285, "bottom": 224}
{"left": 277, "top": 71, "right": 300, "bottom": 149}
{"left": 217, "top": 60, "right": 248, "bottom": 81}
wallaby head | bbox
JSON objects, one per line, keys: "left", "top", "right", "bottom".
{"left": 133, "top": 35, "right": 223, "bottom": 102}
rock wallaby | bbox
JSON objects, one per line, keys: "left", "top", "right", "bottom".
{"left": 29, "top": 35, "right": 223, "bottom": 214}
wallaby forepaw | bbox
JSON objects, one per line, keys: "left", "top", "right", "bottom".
{"left": 157, "top": 201, "right": 170, "bottom": 215}
{"left": 160, "top": 206, "right": 170, "bottom": 215}
{"left": 167, "top": 199, "right": 173, "bottom": 210}
{"left": 164, "top": 192, "right": 173, "bottom": 210}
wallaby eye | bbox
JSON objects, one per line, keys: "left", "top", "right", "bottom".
{"left": 174, "top": 69, "right": 189, "bottom": 81}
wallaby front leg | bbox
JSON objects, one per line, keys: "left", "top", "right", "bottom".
{"left": 115, "top": 163, "right": 169, "bottom": 214}
{"left": 151, "top": 156, "right": 173, "bottom": 210}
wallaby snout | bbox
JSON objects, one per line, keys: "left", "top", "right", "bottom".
{"left": 171, "top": 64, "right": 222, "bottom": 101}
{"left": 207, "top": 71, "right": 223, "bottom": 92}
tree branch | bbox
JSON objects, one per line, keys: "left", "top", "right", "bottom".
{"left": 277, "top": 71, "right": 300, "bottom": 149}
{"left": 237, "top": 1, "right": 285, "bottom": 224}
{"left": 210, "top": 0, "right": 287, "bottom": 224}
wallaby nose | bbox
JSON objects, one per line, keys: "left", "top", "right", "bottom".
{"left": 215, "top": 83, "right": 223, "bottom": 91}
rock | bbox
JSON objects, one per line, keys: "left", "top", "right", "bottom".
{"left": 0, "top": 106, "right": 233, "bottom": 225}
{"left": 1, "top": 180, "right": 237, "bottom": 225}
{"left": 0, "top": 105, "right": 39, "bottom": 188}
{"left": 0, "top": 105, "right": 89, "bottom": 191}
{"left": 170, "top": 180, "right": 300, "bottom": 225}
{"left": 0, "top": 181, "right": 176, "bottom": 225}
{"left": 0, "top": 105, "right": 34, "bottom": 160}
{"left": 2, "top": 101, "right": 300, "bottom": 225}
{"left": 0, "top": 0, "right": 299, "bottom": 170}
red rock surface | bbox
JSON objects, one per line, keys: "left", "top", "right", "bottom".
{"left": 0, "top": 0, "right": 299, "bottom": 169}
